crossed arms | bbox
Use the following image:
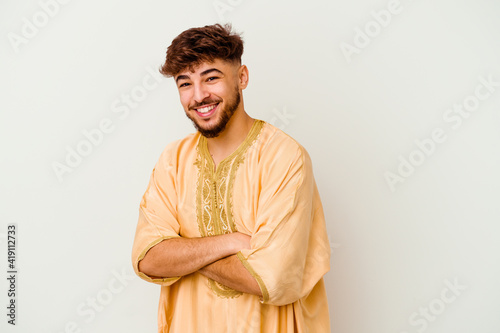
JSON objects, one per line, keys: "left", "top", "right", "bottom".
{"left": 138, "top": 232, "right": 262, "bottom": 297}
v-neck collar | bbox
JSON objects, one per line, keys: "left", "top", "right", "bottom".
{"left": 198, "top": 119, "right": 265, "bottom": 176}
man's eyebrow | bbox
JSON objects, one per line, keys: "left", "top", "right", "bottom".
{"left": 175, "top": 74, "right": 190, "bottom": 84}
{"left": 200, "top": 68, "right": 224, "bottom": 77}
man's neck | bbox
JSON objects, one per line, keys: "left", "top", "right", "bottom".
{"left": 206, "top": 109, "right": 255, "bottom": 161}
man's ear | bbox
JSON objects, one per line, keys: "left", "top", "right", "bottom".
{"left": 238, "top": 64, "right": 249, "bottom": 89}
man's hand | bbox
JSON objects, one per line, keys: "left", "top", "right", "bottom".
{"left": 228, "top": 231, "right": 251, "bottom": 252}
{"left": 198, "top": 254, "right": 262, "bottom": 297}
{"left": 196, "top": 232, "right": 261, "bottom": 297}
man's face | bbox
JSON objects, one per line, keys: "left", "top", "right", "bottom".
{"left": 175, "top": 59, "right": 243, "bottom": 138}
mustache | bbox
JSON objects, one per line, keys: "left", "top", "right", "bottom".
{"left": 189, "top": 99, "right": 222, "bottom": 110}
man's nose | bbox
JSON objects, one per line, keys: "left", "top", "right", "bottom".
{"left": 193, "top": 84, "right": 210, "bottom": 104}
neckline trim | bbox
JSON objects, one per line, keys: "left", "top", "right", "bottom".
{"left": 199, "top": 119, "right": 265, "bottom": 175}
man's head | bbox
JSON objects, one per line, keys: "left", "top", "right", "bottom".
{"left": 160, "top": 24, "right": 247, "bottom": 138}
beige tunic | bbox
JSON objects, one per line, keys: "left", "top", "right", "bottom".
{"left": 131, "top": 119, "right": 331, "bottom": 332}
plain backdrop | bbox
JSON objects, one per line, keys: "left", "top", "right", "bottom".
{"left": 1, "top": 0, "right": 500, "bottom": 332}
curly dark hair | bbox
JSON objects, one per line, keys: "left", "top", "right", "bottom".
{"left": 159, "top": 23, "right": 244, "bottom": 78}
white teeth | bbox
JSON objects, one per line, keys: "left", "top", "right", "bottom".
{"left": 197, "top": 104, "right": 216, "bottom": 114}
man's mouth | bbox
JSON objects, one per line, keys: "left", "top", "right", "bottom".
{"left": 194, "top": 103, "right": 219, "bottom": 118}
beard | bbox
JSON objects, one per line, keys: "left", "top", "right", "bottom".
{"left": 185, "top": 87, "right": 241, "bottom": 138}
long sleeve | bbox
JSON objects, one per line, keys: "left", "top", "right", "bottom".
{"left": 237, "top": 138, "right": 331, "bottom": 306}
{"left": 131, "top": 144, "right": 182, "bottom": 286}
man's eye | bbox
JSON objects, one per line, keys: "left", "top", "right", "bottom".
{"left": 207, "top": 77, "right": 219, "bottom": 82}
{"left": 179, "top": 82, "right": 190, "bottom": 88}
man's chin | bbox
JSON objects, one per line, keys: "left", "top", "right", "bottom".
{"left": 198, "top": 124, "right": 226, "bottom": 138}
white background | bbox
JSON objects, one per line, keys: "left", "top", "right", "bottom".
{"left": 1, "top": 0, "right": 500, "bottom": 332}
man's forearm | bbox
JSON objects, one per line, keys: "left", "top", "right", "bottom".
{"left": 138, "top": 233, "right": 250, "bottom": 278}
{"left": 198, "top": 254, "right": 262, "bottom": 297}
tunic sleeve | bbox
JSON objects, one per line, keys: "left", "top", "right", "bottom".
{"left": 237, "top": 141, "right": 331, "bottom": 306}
{"left": 131, "top": 145, "right": 182, "bottom": 286}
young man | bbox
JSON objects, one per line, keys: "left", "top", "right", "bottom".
{"left": 131, "top": 24, "right": 331, "bottom": 332}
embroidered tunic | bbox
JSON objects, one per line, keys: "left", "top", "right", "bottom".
{"left": 131, "top": 119, "right": 331, "bottom": 332}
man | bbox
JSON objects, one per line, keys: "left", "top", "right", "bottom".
{"left": 131, "top": 23, "right": 331, "bottom": 333}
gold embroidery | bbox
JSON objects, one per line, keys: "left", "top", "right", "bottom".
{"left": 208, "top": 279, "right": 243, "bottom": 298}
{"left": 194, "top": 119, "right": 265, "bottom": 298}
{"left": 237, "top": 252, "right": 269, "bottom": 303}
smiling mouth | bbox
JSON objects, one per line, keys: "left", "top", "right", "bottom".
{"left": 194, "top": 103, "right": 219, "bottom": 117}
